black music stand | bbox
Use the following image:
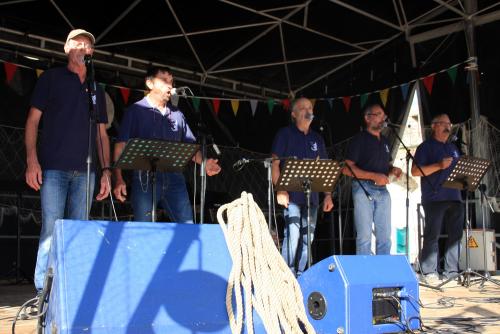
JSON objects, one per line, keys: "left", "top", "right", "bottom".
{"left": 114, "top": 138, "right": 199, "bottom": 222}
{"left": 276, "top": 159, "right": 342, "bottom": 268}
{"left": 436, "top": 155, "right": 492, "bottom": 288}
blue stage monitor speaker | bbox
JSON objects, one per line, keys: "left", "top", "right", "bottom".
{"left": 42, "top": 220, "right": 266, "bottom": 334}
{"left": 298, "top": 255, "right": 421, "bottom": 334}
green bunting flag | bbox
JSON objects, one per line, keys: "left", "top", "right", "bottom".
{"left": 267, "top": 98, "right": 274, "bottom": 115}
{"left": 447, "top": 67, "right": 458, "bottom": 85}
{"left": 192, "top": 97, "right": 200, "bottom": 112}
{"left": 360, "top": 93, "right": 369, "bottom": 108}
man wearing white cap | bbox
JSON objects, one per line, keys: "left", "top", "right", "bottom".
{"left": 25, "top": 29, "right": 111, "bottom": 292}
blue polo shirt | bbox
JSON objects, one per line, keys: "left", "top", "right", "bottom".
{"left": 117, "top": 97, "right": 196, "bottom": 144}
{"left": 414, "top": 137, "right": 462, "bottom": 204}
{"left": 346, "top": 130, "right": 391, "bottom": 175}
{"left": 30, "top": 66, "right": 107, "bottom": 171}
{"left": 271, "top": 124, "right": 328, "bottom": 205}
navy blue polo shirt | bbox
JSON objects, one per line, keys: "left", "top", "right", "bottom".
{"left": 346, "top": 130, "right": 391, "bottom": 175}
{"left": 271, "top": 124, "right": 327, "bottom": 205}
{"left": 30, "top": 66, "right": 107, "bottom": 171}
{"left": 414, "top": 137, "right": 462, "bottom": 204}
{"left": 117, "top": 97, "right": 196, "bottom": 144}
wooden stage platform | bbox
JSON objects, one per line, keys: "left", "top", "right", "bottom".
{"left": 1, "top": 277, "right": 499, "bottom": 333}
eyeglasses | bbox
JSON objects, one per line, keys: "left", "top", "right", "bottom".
{"left": 67, "top": 39, "right": 94, "bottom": 50}
{"left": 367, "top": 113, "right": 387, "bottom": 120}
{"left": 432, "top": 121, "right": 452, "bottom": 127}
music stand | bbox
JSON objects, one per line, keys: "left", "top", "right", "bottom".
{"left": 436, "top": 155, "right": 492, "bottom": 288}
{"left": 114, "top": 138, "right": 199, "bottom": 222}
{"left": 276, "top": 159, "right": 342, "bottom": 268}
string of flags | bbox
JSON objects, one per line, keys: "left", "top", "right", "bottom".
{"left": 2, "top": 58, "right": 468, "bottom": 117}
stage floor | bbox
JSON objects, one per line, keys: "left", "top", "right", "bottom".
{"left": 1, "top": 277, "right": 499, "bottom": 334}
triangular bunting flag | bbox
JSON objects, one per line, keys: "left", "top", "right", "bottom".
{"left": 250, "top": 99, "right": 258, "bottom": 117}
{"left": 380, "top": 88, "right": 389, "bottom": 107}
{"left": 327, "top": 98, "right": 334, "bottom": 111}
{"left": 342, "top": 96, "right": 351, "bottom": 112}
{"left": 447, "top": 67, "right": 458, "bottom": 85}
{"left": 310, "top": 98, "right": 316, "bottom": 109}
{"left": 120, "top": 87, "right": 130, "bottom": 105}
{"left": 212, "top": 98, "right": 220, "bottom": 115}
{"left": 400, "top": 83, "right": 409, "bottom": 101}
{"left": 267, "top": 98, "right": 274, "bottom": 115}
{"left": 4, "top": 62, "right": 18, "bottom": 83}
{"left": 423, "top": 74, "right": 435, "bottom": 95}
{"left": 282, "top": 98, "right": 290, "bottom": 111}
{"left": 360, "top": 93, "right": 368, "bottom": 108}
{"left": 35, "top": 69, "right": 44, "bottom": 78}
{"left": 231, "top": 99, "right": 239, "bottom": 116}
{"left": 192, "top": 97, "right": 200, "bottom": 112}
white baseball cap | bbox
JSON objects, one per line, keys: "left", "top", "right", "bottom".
{"left": 66, "top": 29, "right": 95, "bottom": 45}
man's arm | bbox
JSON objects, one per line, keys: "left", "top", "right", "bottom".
{"left": 113, "top": 142, "right": 127, "bottom": 202}
{"left": 25, "top": 107, "right": 43, "bottom": 191}
{"left": 411, "top": 158, "right": 452, "bottom": 177}
{"left": 271, "top": 154, "right": 289, "bottom": 208}
{"left": 343, "top": 159, "right": 389, "bottom": 186}
{"left": 192, "top": 151, "right": 221, "bottom": 176}
{"left": 95, "top": 123, "right": 111, "bottom": 200}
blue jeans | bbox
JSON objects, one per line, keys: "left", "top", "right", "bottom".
{"left": 420, "top": 201, "right": 464, "bottom": 276}
{"left": 35, "top": 170, "right": 94, "bottom": 290}
{"left": 352, "top": 180, "right": 391, "bottom": 255}
{"left": 131, "top": 171, "right": 193, "bottom": 223}
{"left": 282, "top": 203, "right": 318, "bottom": 276}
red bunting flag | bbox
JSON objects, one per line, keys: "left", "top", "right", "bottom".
{"left": 212, "top": 98, "right": 220, "bottom": 115}
{"left": 423, "top": 74, "right": 435, "bottom": 95}
{"left": 120, "top": 87, "right": 130, "bottom": 105}
{"left": 4, "top": 62, "right": 18, "bottom": 83}
{"left": 342, "top": 96, "right": 351, "bottom": 112}
{"left": 282, "top": 99, "right": 290, "bottom": 111}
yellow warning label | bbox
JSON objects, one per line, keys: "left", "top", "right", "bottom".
{"left": 468, "top": 236, "right": 479, "bottom": 248}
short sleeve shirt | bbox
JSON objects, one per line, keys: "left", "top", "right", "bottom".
{"left": 414, "top": 137, "right": 462, "bottom": 204}
{"left": 30, "top": 66, "right": 107, "bottom": 171}
{"left": 271, "top": 125, "right": 328, "bottom": 205}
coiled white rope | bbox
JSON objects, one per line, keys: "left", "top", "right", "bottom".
{"left": 217, "top": 192, "right": 316, "bottom": 334}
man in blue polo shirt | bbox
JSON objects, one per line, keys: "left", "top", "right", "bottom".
{"left": 271, "top": 97, "right": 334, "bottom": 276}
{"left": 412, "top": 114, "right": 463, "bottom": 282}
{"left": 25, "top": 29, "right": 111, "bottom": 292}
{"left": 344, "top": 104, "right": 402, "bottom": 255}
{"left": 113, "top": 66, "right": 221, "bottom": 222}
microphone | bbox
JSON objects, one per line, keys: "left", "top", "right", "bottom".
{"left": 83, "top": 54, "right": 94, "bottom": 68}
{"left": 171, "top": 86, "right": 188, "bottom": 96}
{"left": 305, "top": 113, "right": 314, "bottom": 120}
{"left": 233, "top": 158, "right": 249, "bottom": 171}
{"left": 383, "top": 121, "right": 404, "bottom": 129}
{"left": 448, "top": 135, "right": 458, "bottom": 143}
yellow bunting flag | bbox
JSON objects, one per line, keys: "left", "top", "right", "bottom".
{"left": 380, "top": 88, "right": 389, "bottom": 107}
{"left": 231, "top": 99, "right": 239, "bottom": 116}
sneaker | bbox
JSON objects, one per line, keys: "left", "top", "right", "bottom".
{"left": 420, "top": 272, "right": 441, "bottom": 284}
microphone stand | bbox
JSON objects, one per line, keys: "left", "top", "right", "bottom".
{"left": 84, "top": 56, "right": 97, "bottom": 220}
{"left": 233, "top": 156, "right": 295, "bottom": 232}
{"left": 319, "top": 119, "right": 338, "bottom": 254}
{"left": 386, "top": 125, "right": 436, "bottom": 259}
